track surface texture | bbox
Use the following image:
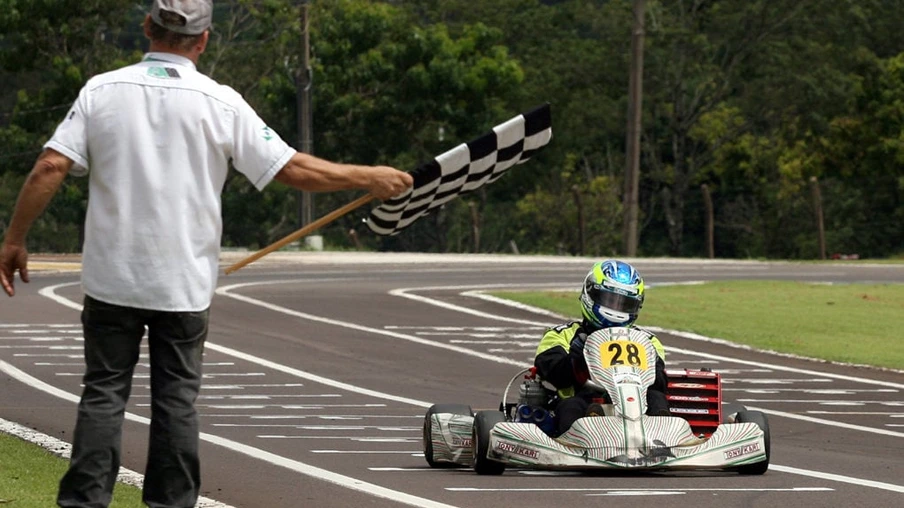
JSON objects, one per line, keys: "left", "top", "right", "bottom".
{"left": 2, "top": 252, "right": 903, "bottom": 508}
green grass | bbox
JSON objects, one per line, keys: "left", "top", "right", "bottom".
{"left": 491, "top": 280, "right": 904, "bottom": 370}
{"left": 0, "top": 433, "right": 145, "bottom": 507}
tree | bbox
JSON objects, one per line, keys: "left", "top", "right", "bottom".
{"left": 397, "top": 0, "right": 636, "bottom": 253}
{"left": 300, "top": 0, "right": 525, "bottom": 251}
{"left": 639, "top": 0, "right": 839, "bottom": 256}
{"left": 689, "top": 0, "right": 903, "bottom": 258}
{"left": 0, "top": 0, "right": 139, "bottom": 251}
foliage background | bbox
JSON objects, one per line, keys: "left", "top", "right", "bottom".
{"left": 1, "top": 0, "right": 902, "bottom": 259}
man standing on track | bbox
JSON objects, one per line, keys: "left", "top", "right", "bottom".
{"left": 0, "top": 1, "right": 412, "bottom": 506}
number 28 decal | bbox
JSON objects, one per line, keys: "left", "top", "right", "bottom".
{"left": 600, "top": 340, "right": 648, "bottom": 370}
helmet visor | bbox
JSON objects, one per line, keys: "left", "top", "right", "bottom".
{"left": 588, "top": 286, "right": 642, "bottom": 314}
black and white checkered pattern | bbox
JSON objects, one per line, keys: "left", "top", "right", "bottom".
{"left": 366, "top": 103, "right": 553, "bottom": 236}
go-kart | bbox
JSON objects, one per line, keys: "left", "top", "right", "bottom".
{"left": 423, "top": 326, "right": 770, "bottom": 475}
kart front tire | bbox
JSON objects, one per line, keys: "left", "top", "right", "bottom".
{"left": 472, "top": 410, "right": 506, "bottom": 475}
{"left": 735, "top": 410, "right": 770, "bottom": 475}
{"left": 423, "top": 404, "right": 473, "bottom": 468}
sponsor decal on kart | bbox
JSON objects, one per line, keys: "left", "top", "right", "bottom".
{"left": 606, "top": 440, "right": 675, "bottom": 466}
{"left": 683, "top": 370, "right": 718, "bottom": 377}
{"left": 723, "top": 442, "right": 761, "bottom": 460}
{"left": 667, "top": 395, "right": 711, "bottom": 402}
{"left": 496, "top": 441, "right": 539, "bottom": 459}
{"left": 614, "top": 373, "right": 642, "bottom": 385}
{"left": 451, "top": 437, "right": 472, "bottom": 447}
{"left": 670, "top": 383, "right": 709, "bottom": 389}
{"left": 669, "top": 408, "right": 714, "bottom": 414}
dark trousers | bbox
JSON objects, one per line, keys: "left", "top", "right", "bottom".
{"left": 57, "top": 295, "right": 209, "bottom": 508}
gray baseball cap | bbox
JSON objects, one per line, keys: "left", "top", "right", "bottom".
{"left": 150, "top": 0, "right": 213, "bottom": 35}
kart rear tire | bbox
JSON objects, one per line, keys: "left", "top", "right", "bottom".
{"left": 735, "top": 410, "right": 770, "bottom": 475}
{"left": 423, "top": 404, "right": 473, "bottom": 468}
{"left": 721, "top": 402, "right": 748, "bottom": 423}
{"left": 472, "top": 410, "right": 507, "bottom": 476}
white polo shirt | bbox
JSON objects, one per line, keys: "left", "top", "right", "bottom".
{"left": 45, "top": 52, "right": 295, "bottom": 311}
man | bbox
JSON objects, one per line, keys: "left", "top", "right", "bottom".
{"left": 0, "top": 1, "right": 412, "bottom": 506}
{"left": 534, "top": 259, "right": 669, "bottom": 437}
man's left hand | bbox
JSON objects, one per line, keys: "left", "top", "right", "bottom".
{"left": 0, "top": 243, "right": 29, "bottom": 297}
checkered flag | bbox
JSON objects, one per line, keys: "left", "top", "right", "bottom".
{"left": 366, "top": 103, "right": 553, "bottom": 236}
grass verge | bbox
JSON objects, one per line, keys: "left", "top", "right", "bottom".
{"left": 0, "top": 432, "right": 145, "bottom": 507}
{"left": 491, "top": 280, "right": 904, "bottom": 370}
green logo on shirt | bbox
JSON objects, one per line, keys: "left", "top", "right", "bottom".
{"left": 262, "top": 126, "right": 273, "bottom": 141}
{"left": 147, "top": 67, "right": 181, "bottom": 79}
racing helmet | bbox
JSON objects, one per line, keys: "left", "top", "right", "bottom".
{"left": 579, "top": 259, "right": 645, "bottom": 329}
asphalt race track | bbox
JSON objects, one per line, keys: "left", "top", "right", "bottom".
{"left": 2, "top": 253, "right": 903, "bottom": 508}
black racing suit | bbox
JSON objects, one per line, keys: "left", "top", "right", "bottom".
{"left": 534, "top": 320, "right": 669, "bottom": 436}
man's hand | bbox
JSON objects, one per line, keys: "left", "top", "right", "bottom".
{"left": 0, "top": 242, "right": 29, "bottom": 297}
{"left": 366, "top": 166, "right": 413, "bottom": 201}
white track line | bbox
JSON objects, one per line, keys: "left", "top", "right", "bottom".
{"left": 217, "top": 279, "right": 904, "bottom": 493}
{"left": 744, "top": 406, "right": 904, "bottom": 438}
{"left": 446, "top": 487, "right": 833, "bottom": 493}
{"left": 25, "top": 283, "right": 460, "bottom": 508}
{"left": 217, "top": 281, "right": 526, "bottom": 368}
{"left": 0, "top": 359, "right": 457, "bottom": 508}
{"left": 0, "top": 398, "right": 232, "bottom": 507}
{"left": 438, "top": 286, "right": 904, "bottom": 387}
{"left": 768, "top": 465, "right": 904, "bottom": 493}
{"left": 17, "top": 279, "right": 904, "bottom": 498}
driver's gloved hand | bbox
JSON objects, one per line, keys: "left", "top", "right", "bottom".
{"left": 569, "top": 332, "right": 587, "bottom": 360}
{"left": 569, "top": 333, "right": 589, "bottom": 386}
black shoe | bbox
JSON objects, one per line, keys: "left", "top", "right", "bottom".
{"left": 586, "top": 403, "right": 606, "bottom": 417}
{"left": 646, "top": 390, "right": 671, "bottom": 416}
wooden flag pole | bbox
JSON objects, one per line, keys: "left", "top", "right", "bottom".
{"left": 224, "top": 193, "right": 376, "bottom": 275}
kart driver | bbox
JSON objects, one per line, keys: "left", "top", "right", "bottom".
{"left": 534, "top": 259, "right": 670, "bottom": 437}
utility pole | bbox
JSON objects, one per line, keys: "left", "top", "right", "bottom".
{"left": 622, "top": 0, "right": 645, "bottom": 256}
{"left": 810, "top": 176, "right": 826, "bottom": 260}
{"left": 572, "top": 185, "right": 585, "bottom": 256}
{"left": 296, "top": 1, "right": 314, "bottom": 229}
{"left": 701, "top": 184, "right": 714, "bottom": 259}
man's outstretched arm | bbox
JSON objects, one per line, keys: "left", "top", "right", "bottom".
{"left": 273, "top": 151, "right": 412, "bottom": 201}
